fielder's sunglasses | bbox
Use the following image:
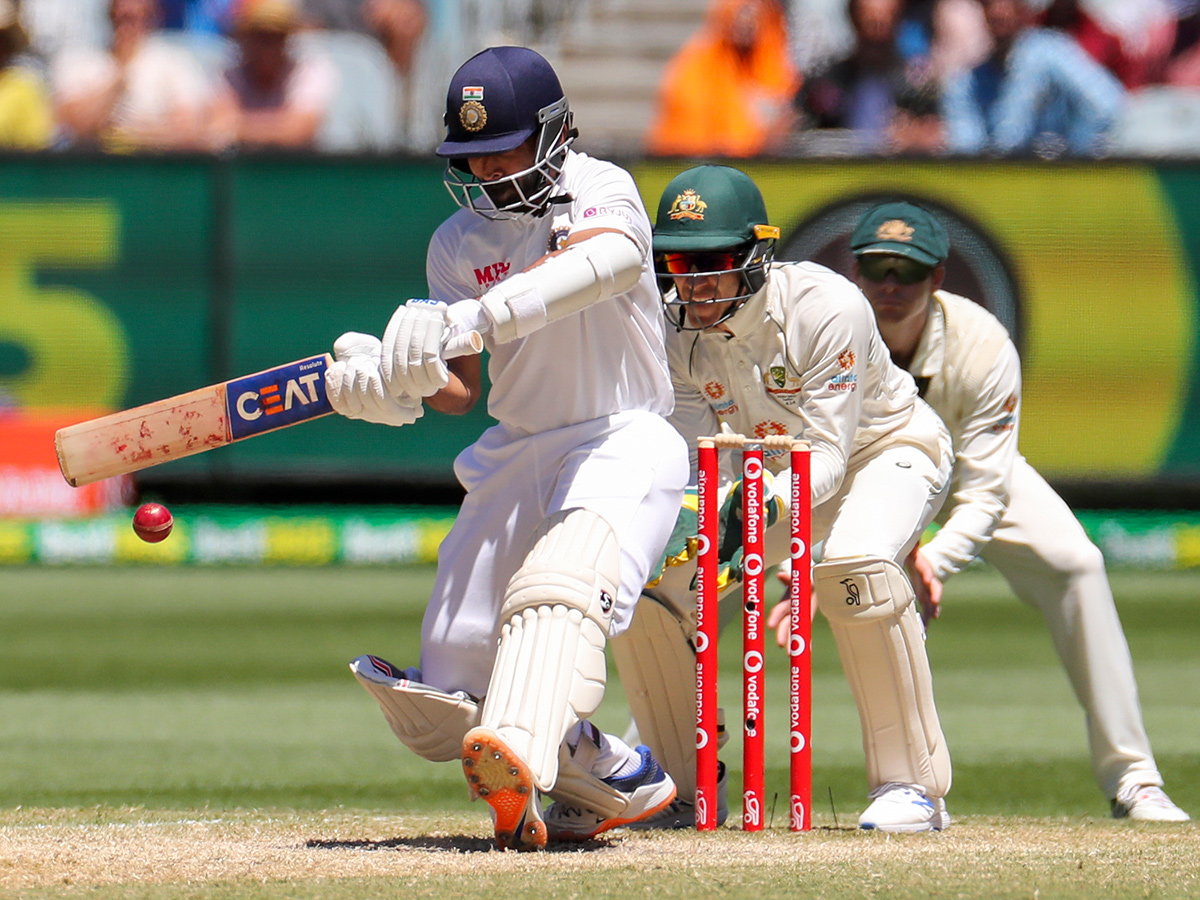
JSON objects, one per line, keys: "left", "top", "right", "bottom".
{"left": 656, "top": 250, "right": 745, "bottom": 276}
{"left": 857, "top": 254, "right": 935, "bottom": 285}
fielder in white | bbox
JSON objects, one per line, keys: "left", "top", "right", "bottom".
{"left": 322, "top": 46, "right": 688, "bottom": 850}
{"left": 613, "top": 165, "right": 956, "bottom": 833}
{"left": 849, "top": 200, "right": 1189, "bottom": 822}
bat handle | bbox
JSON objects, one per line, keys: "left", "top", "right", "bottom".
{"left": 443, "top": 329, "right": 483, "bottom": 359}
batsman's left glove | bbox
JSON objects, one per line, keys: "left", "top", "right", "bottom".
{"left": 327, "top": 332, "right": 424, "bottom": 427}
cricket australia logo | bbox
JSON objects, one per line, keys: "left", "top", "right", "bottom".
{"left": 876, "top": 219, "right": 914, "bottom": 242}
{"left": 668, "top": 189, "right": 707, "bottom": 221}
{"left": 770, "top": 365, "right": 786, "bottom": 388}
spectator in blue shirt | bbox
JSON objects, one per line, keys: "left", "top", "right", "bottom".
{"left": 941, "top": 0, "right": 1124, "bottom": 156}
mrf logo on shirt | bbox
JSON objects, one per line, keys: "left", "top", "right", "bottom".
{"left": 474, "top": 260, "right": 512, "bottom": 288}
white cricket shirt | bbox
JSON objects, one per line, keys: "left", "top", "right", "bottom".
{"left": 666, "top": 260, "right": 924, "bottom": 507}
{"left": 907, "top": 290, "right": 1022, "bottom": 581}
{"left": 425, "top": 150, "right": 673, "bottom": 434}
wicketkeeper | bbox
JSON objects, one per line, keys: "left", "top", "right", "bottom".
{"left": 323, "top": 46, "right": 688, "bottom": 850}
{"left": 849, "top": 200, "right": 1188, "bottom": 822}
{"left": 613, "top": 165, "right": 957, "bottom": 833}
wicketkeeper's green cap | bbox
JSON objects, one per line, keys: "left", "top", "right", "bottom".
{"left": 653, "top": 165, "right": 778, "bottom": 253}
{"left": 850, "top": 201, "right": 949, "bottom": 266}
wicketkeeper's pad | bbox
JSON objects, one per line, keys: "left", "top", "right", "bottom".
{"left": 815, "top": 556, "right": 951, "bottom": 798}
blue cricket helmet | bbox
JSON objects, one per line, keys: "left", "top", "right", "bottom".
{"left": 437, "top": 46, "right": 577, "bottom": 219}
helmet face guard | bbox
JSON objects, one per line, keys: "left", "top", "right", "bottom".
{"left": 436, "top": 47, "right": 577, "bottom": 220}
{"left": 442, "top": 99, "right": 575, "bottom": 220}
{"left": 656, "top": 234, "right": 777, "bottom": 331}
{"left": 651, "top": 164, "right": 779, "bottom": 330}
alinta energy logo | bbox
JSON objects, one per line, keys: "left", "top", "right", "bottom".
{"left": 779, "top": 195, "right": 1022, "bottom": 349}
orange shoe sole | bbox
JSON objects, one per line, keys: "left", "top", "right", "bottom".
{"left": 462, "top": 728, "right": 547, "bottom": 851}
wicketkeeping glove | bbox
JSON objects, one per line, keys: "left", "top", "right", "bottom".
{"left": 380, "top": 298, "right": 452, "bottom": 399}
{"left": 716, "top": 476, "right": 786, "bottom": 584}
{"left": 645, "top": 490, "right": 701, "bottom": 589}
{"left": 326, "top": 332, "right": 424, "bottom": 427}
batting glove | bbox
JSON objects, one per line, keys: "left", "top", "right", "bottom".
{"left": 380, "top": 298, "right": 451, "bottom": 399}
{"left": 327, "top": 332, "right": 424, "bottom": 427}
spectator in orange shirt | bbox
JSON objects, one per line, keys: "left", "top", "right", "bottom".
{"left": 646, "top": 0, "right": 799, "bottom": 157}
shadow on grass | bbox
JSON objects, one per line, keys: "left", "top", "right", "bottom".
{"left": 304, "top": 834, "right": 618, "bottom": 854}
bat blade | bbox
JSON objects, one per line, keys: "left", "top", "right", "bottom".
{"left": 55, "top": 354, "right": 334, "bottom": 487}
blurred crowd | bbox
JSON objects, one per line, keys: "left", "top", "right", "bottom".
{"left": 0, "top": 0, "right": 551, "bottom": 153}
{"left": 649, "top": 0, "right": 1200, "bottom": 158}
{"left": 2, "top": 0, "right": 1199, "bottom": 157}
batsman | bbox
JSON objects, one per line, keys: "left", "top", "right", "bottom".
{"left": 323, "top": 47, "right": 688, "bottom": 850}
{"left": 614, "top": 165, "right": 956, "bottom": 833}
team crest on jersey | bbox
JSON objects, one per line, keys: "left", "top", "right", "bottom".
{"left": 459, "top": 99, "right": 487, "bottom": 132}
{"left": 765, "top": 357, "right": 802, "bottom": 406}
{"left": 704, "top": 381, "right": 725, "bottom": 399}
{"left": 668, "top": 189, "right": 707, "bottom": 221}
{"left": 548, "top": 225, "right": 570, "bottom": 252}
{"left": 876, "top": 219, "right": 914, "bottom": 242}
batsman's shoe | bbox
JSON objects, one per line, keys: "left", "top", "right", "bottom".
{"left": 1112, "top": 785, "right": 1190, "bottom": 822}
{"left": 858, "top": 783, "right": 950, "bottom": 833}
{"left": 627, "top": 761, "right": 729, "bottom": 830}
{"left": 544, "top": 745, "right": 678, "bottom": 841}
{"left": 462, "top": 727, "right": 547, "bottom": 851}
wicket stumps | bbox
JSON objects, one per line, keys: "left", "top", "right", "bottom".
{"left": 696, "top": 434, "right": 812, "bottom": 832}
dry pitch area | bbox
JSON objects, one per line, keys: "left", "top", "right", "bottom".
{"left": 1, "top": 807, "right": 1197, "bottom": 900}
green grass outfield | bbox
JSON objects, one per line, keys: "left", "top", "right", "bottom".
{"left": 0, "top": 565, "right": 1197, "bottom": 898}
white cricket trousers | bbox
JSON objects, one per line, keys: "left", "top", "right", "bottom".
{"left": 976, "top": 457, "right": 1162, "bottom": 799}
{"left": 420, "top": 410, "right": 690, "bottom": 698}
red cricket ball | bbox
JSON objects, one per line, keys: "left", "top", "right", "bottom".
{"left": 132, "top": 502, "right": 174, "bottom": 543}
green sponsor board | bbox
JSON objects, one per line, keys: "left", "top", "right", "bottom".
{"left": 4, "top": 156, "right": 1200, "bottom": 488}
{"left": 636, "top": 159, "right": 1198, "bottom": 484}
{"left": 0, "top": 506, "right": 456, "bottom": 565}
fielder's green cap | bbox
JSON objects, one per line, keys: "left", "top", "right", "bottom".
{"left": 653, "top": 165, "right": 778, "bottom": 253}
{"left": 850, "top": 201, "right": 949, "bottom": 266}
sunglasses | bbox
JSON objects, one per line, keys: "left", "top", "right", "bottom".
{"left": 857, "top": 255, "right": 934, "bottom": 285}
{"left": 657, "top": 251, "right": 745, "bottom": 276}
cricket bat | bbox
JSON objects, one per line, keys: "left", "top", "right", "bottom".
{"left": 55, "top": 331, "right": 483, "bottom": 488}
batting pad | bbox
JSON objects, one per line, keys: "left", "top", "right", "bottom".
{"left": 548, "top": 743, "right": 631, "bottom": 819}
{"left": 350, "top": 655, "right": 480, "bottom": 762}
{"left": 611, "top": 596, "right": 700, "bottom": 798}
{"left": 480, "top": 508, "right": 621, "bottom": 791}
{"left": 815, "top": 557, "right": 951, "bottom": 798}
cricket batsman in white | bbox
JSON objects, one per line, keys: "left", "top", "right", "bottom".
{"left": 849, "top": 200, "right": 1189, "bottom": 822}
{"left": 322, "top": 46, "right": 688, "bottom": 850}
{"left": 614, "top": 164, "right": 957, "bottom": 833}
